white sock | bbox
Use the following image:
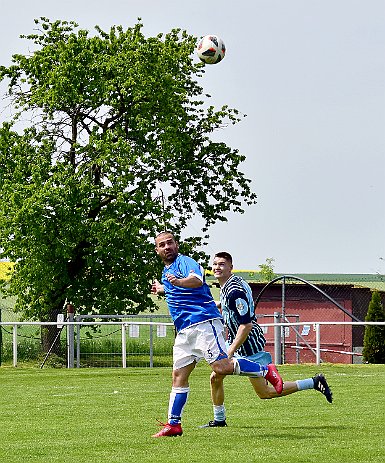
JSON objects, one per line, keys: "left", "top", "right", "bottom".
{"left": 296, "top": 378, "right": 314, "bottom": 390}
{"left": 213, "top": 404, "right": 226, "bottom": 422}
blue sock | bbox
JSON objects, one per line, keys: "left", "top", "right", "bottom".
{"left": 168, "top": 387, "right": 189, "bottom": 424}
{"left": 296, "top": 378, "right": 314, "bottom": 390}
{"left": 234, "top": 358, "right": 267, "bottom": 377}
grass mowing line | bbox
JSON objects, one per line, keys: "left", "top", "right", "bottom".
{"left": 0, "top": 364, "right": 384, "bottom": 463}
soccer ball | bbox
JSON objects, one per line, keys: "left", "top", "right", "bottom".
{"left": 196, "top": 35, "right": 226, "bottom": 64}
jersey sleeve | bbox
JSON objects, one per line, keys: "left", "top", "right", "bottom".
{"left": 228, "top": 289, "right": 253, "bottom": 325}
{"left": 177, "top": 255, "right": 204, "bottom": 282}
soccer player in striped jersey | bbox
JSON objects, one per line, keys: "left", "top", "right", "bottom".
{"left": 151, "top": 232, "right": 283, "bottom": 437}
{"left": 201, "top": 252, "right": 332, "bottom": 428}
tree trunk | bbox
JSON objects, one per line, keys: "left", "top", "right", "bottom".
{"left": 40, "top": 301, "right": 66, "bottom": 356}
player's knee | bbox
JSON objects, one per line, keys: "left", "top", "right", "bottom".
{"left": 210, "top": 370, "right": 225, "bottom": 385}
{"left": 211, "top": 359, "right": 232, "bottom": 376}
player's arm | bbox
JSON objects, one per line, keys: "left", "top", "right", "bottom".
{"left": 227, "top": 290, "right": 253, "bottom": 358}
{"left": 165, "top": 272, "right": 202, "bottom": 288}
{"left": 227, "top": 323, "right": 253, "bottom": 358}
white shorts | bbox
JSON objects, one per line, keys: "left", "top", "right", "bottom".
{"left": 173, "top": 319, "right": 228, "bottom": 370}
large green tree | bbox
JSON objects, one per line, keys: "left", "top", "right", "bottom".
{"left": 0, "top": 18, "right": 256, "bottom": 348}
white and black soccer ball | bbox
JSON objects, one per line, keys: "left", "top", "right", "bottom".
{"left": 196, "top": 35, "right": 226, "bottom": 64}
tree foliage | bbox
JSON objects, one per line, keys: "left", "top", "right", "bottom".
{"left": 258, "top": 258, "right": 276, "bottom": 282}
{"left": 0, "top": 18, "right": 256, "bottom": 321}
{"left": 362, "top": 291, "right": 385, "bottom": 364}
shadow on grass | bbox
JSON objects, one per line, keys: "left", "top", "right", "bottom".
{"left": 236, "top": 424, "right": 351, "bottom": 439}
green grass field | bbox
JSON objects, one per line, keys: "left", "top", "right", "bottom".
{"left": 0, "top": 363, "right": 384, "bottom": 463}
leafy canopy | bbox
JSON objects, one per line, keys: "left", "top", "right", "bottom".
{"left": 0, "top": 18, "right": 256, "bottom": 319}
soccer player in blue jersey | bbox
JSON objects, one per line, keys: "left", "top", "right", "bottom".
{"left": 201, "top": 252, "right": 333, "bottom": 428}
{"left": 151, "top": 231, "right": 283, "bottom": 437}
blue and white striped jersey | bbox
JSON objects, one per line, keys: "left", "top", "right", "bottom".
{"left": 162, "top": 254, "right": 222, "bottom": 333}
{"left": 220, "top": 274, "right": 266, "bottom": 357}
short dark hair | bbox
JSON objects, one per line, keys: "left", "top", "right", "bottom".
{"left": 214, "top": 252, "right": 233, "bottom": 264}
{"left": 155, "top": 230, "right": 175, "bottom": 240}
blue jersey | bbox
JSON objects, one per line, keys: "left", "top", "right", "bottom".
{"left": 162, "top": 254, "right": 222, "bottom": 332}
{"left": 220, "top": 274, "right": 266, "bottom": 357}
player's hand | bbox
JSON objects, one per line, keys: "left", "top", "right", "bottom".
{"left": 166, "top": 273, "right": 178, "bottom": 285}
{"left": 151, "top": 279, "right": 164, "bottom": 295}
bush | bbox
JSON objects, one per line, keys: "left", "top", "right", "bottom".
{"left": 37, "top": 353, "right": 67, "bottom": 368}
{"left": 1, "top": 336, "right": 42, "bottom": 362}
{"left": 362, "top": 291, "right": 385, "bottom": 363}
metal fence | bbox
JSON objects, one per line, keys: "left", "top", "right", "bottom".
{"left": 1, "top": 319, "right": 384, "bottom": 368}
{"left": 74, "top": 314, "right": 174, "bottom": 368}
{"left": 1, "top": 274, "right": 384, "bottom": 367}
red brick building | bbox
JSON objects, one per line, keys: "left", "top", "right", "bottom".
{"left": 210, "top": 273, "right": 385, "bottom": 364}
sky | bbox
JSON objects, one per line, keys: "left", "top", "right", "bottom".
{"left": 0, "top": 0, "right": 384, "bottom": 274}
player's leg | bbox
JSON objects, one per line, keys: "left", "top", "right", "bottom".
{"left": 200, "top": 319, "right": 283, "bottom": 393}
{"left": 233, "top": 358, "right": 283, "bottom": 393}
{"left": 249, "top": 376, "right": 299, "bottom": 398}
{"left": 210, "top": 370, "right": 225, "bottom": 406}
{"left": 249, "top": 373, "right": 332, "bottom": 402}
{"left": 200, "top": 371, "right": 228, "bottom": 428}
{"left": 152, "top": 362, "right": 195, "bottom": 437}
{"left": 153, "top": 329, "right": 197, "bottom": 437}
{"left": 168, "top": 362, "right": 196, "bottom": 422}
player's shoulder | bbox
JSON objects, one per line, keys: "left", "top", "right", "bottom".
{"left": 225, "top": 274, "right": 244, "bottom": 290}
{"left": 223, "top": 275, "right": 247, "bottom": 295}
{"left": 176, "top": 254, "right": 199, "bottom": 267}
{"left": 176, "top": 254, "right": 203, "bottom": 275}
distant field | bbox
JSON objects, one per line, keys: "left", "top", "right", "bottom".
{"left": 0, "top": 261, "right": 13, "bottom": 281}
{"left": 0, "top": 281, "right": 219, "bottom": 318}
{"left": 0, "top": 363, "right": 384, "bottom": 463}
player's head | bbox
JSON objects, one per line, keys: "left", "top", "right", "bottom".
{"left": 155, "top": 231, "right": 179, "bottom": 265}
{"left": 214, "top": 252, "right": 233, "bottom": 264}
{"left": 212, "top": 252, "right": 233, "bottom": 283}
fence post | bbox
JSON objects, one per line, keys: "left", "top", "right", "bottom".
{"left": 281, "top": 277, "right": 286, "bottom": 364}
{"left": 295, "top": 315, "right": 300, "bottom": 364}
{"left": 149, "top": 317, "right": 154, "bottom": 368}
{"left": 274, "top": 312, "right": 282, "bottom": 364}
{"left": 315, "top": 323, "right": 321, "bottom": 365}
{"left": 67, "top": 304, "right": 75, "bottom": 368}
{"left": 76, "top": 316, "right": 81, "bottom": 368}
{"left": 122, "top": 323, "right": 127, "bottom": 368}
{"left": 13, "top": 323, "right": 17, "bottom": 367}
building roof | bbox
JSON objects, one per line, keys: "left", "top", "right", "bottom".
{"left": 206, "top": 271, "right": 385, "bottom": 291}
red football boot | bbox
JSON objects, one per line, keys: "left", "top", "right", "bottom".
{"left": 152, "top": 421, "right": 183, "bottom": 438}
{"left": 265, "top": 364, "right": 283, "bottom": 394}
